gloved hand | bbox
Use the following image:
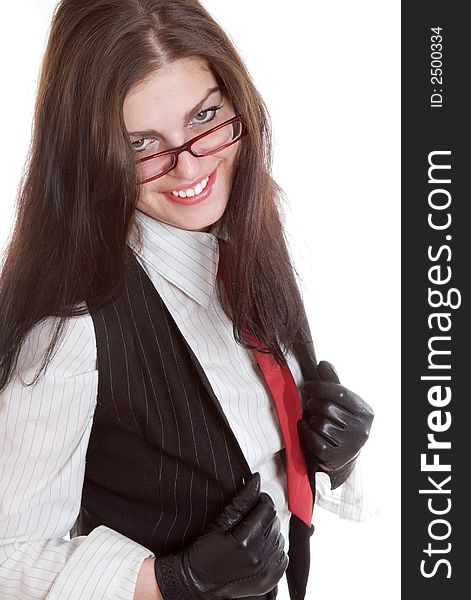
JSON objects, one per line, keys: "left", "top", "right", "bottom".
{"left": 297, "top": 360, "right": 374, "bottom": 489}
{"left": 154, "top": 472, "right": 288, "bottom": 600}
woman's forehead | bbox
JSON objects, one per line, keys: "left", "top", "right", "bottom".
{"left": 123, "top": 57, "right": 220, "bottom": 132}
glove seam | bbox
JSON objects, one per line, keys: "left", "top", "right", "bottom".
{"left": 210, "top": 554, "right": 286, "bottom": 594}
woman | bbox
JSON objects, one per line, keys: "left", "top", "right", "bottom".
{"left": 0, "top": 1, "right": 374, "bottom": 599}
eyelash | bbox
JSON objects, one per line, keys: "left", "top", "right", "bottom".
{"left": 132, "top": 103, "right": 224, "bottom": 153}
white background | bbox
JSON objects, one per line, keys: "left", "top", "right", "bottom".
{"left": 0, "top": 1, "right": 400, "bottom": 599}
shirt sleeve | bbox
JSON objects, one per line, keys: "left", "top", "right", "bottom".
{"left": 314, "top": 452, "right": 381, "bottom": 521}
{"left": 0, "top": 314, "right": 154, "bottom": 600}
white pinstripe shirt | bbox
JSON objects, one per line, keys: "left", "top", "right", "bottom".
{"left": 0, "top": 209, "right": 374, "bottom": 599}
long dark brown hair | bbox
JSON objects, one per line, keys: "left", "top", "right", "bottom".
{"left": 0, "top": 0, "right": 308, "bottom": 394}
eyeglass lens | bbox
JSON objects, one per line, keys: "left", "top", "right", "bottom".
{"left": 137, "top": 120, "right": 242, "bottom": 183}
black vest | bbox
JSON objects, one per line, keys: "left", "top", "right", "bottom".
{"left": 71, "top": 247, "right": 318, "bottom": 600}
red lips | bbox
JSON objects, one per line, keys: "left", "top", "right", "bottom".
{"left": 162, "top": 167, "right": 217, "bottom": 206}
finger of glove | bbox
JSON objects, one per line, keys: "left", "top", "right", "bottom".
{"left": 261, "top": 524, "right": 287, "bottom": 580}
{"left": 232, "top": 492, "right": 277, "bottom": 543}
{"left": 303, "top": 400, "right": 351, "bottom": 429}
{"left": 298, "top": 420, "right": 340, "bottom": 469}
{"left": 263, "top": 511, "right": 281, "bottom": 544}
{"left": 275, "top": 532, "right": 285, "bottom": 552}
{"left": 207, "top": 472, "right": 261, "bottom": 531}
{"left": 254, "top": 545, "right": 288, "bottom": 596}
{"left": 303, "top": 397, "right": 374, "bottom": 446}
{"left": 303, "top": 380, "right": 366, "bottom": 416}
{"left": 273, "top": 526, "right": 286, "bottom": 555}
{"left": 317, "top": 360, "right": 340, "bottom": 383}
{"left": 304, "top": 414, "right": 349, "bottom": 447}
{"left": 311, "top": 406, "right": 372, "bottom": 445}
{"left": 268, "top": 533, "right": 288, "bottom": 573}
{"left": 298, "top": 419, "right": 365, "bottom": 471}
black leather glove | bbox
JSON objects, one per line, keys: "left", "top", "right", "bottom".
{"left": 297, "top": 360, "right": 374, "bottom": 489}
{"left": 154, "top": 472, "right": 288, "bottom": 600}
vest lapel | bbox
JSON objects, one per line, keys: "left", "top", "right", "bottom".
{"left": 176, "top": 331, "right": 253, "bottom": 482}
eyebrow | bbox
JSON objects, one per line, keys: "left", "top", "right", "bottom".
{"left": 128, "top": 86, "right": 221, "bottom": 138}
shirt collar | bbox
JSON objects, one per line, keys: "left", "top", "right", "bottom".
{"left": 129, "top": 209, "right": 225, "bottom": 308}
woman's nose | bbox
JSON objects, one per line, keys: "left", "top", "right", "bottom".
{"left": 171, "top": 150, "right": 201, "bottom": 182}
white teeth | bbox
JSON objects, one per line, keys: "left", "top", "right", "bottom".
{"left": 170, "top": 175, "right": 210, "bottom": 198}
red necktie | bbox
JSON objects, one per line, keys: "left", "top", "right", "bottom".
{"left": 217, "top": 238, "right": 313, "bottom": 528}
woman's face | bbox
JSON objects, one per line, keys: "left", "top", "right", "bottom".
{"left": 123, "top": 57, "right": 240, "bottom": 232}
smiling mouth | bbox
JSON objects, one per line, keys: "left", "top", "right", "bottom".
{"left": 169, "top": 174, "right": 210, "bottom": 198}
{"left": 162, "top": 167, "right": 218, "bottom": 206}
{"left": 163, "top": 168, "right": 215, "bottom": 198}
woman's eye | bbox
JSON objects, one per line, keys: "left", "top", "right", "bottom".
{"left": 191, "top": 104, "right": 223, "bottom": 127}
{"left": 132, "top": 137, "right": 158, "bottom": 153}
{"left": 194, "top": 109, "right": 213, "bottom": 122}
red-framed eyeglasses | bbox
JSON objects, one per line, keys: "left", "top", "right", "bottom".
{"left": 135, "top": 114, "right": 247, "bottom": 185}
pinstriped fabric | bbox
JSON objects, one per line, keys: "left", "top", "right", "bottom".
{"left": 0, "top": 316, "right": 154, "bottom": 600}
{"left": 130, "top": 255, "right": 238, "bottom": 536}
{"left": 75, "top": 244, "right": 279, "bottom": 600}
{"left": 130, "top": 210, "right": 297, "bottom": 552}
{"left": 74, "top": 246, "right": 252, "bottom": 564}
{"left": 0, "top": 209, "right": 373, "bottom": 599}
{"left": 127, "top": 213, "right": 377, "bottom": 527}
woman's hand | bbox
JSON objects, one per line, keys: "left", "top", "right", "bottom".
{"left": 154, "top": 472, "right": 287, "bottom": 600}
{"left": 297, "top": 361, "right": 374, "bottom": 489}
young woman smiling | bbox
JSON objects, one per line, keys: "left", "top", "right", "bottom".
{"left": 0, "top": 1, "right": 374, "bottom": 599}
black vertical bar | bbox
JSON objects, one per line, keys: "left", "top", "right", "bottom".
{"left": 402, "top": 2, "right": 468, "bottom": 598}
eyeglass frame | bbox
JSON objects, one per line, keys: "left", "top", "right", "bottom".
{"left": 135, "top": 114, "right": 248, "bottom": 184}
